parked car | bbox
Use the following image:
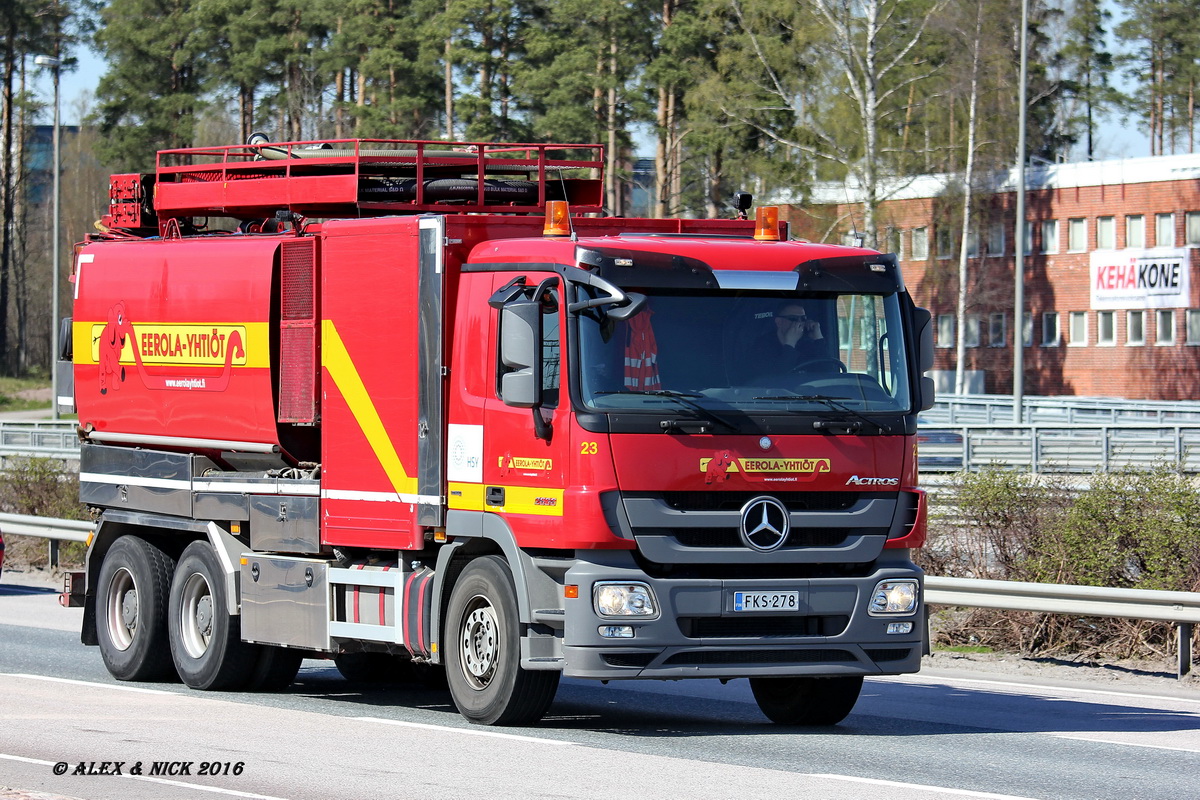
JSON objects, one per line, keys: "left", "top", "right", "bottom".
{"left": 916, "top": 417, "right": 965, "bottom": 470}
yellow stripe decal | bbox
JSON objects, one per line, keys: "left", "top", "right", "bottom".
{"left": 323, "top": 320, "right": 417, "bottom": 496}
{"left": 448, "top": 482, "right": 563, "bottom": 517}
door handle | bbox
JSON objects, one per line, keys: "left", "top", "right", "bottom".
{"left": 486, "top": 486, "right": 505, "bottom": 506}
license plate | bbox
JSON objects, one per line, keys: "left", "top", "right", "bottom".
{"left": 733, "top": 590, "right": 800, "bottom": 612}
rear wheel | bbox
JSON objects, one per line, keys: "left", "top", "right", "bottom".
{"left": 248, "top": 646, "right": 304, "bottom": 692}
{"left": 749, "top": 675, "right": 863, "bottom": 725}
{"left": 445, "top": 556, "right": 559, "bottom": 725}
{"left": 96, "top": 536, "right": 177, "bottom": 681}
{"left": 168, "top": 541, "right": 256, "bottom": 690}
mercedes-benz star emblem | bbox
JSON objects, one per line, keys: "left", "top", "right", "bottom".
{"left": 739, "top": 496, "right": 790, "bottom": 552}
{"left": 758, "top": 436, "right": 772, "bottom": 451}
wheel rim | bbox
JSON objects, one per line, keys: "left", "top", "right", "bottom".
{"left": 178, "top": 572, "right": 214, "bottom": 659}
{"left": 104, "top": 567, "right": 137, "bottom": 651}
{"left": 458, "top": 595, "right": 499, "bottom": 690}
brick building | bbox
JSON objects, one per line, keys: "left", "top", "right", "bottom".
{"left": 781, "top": 154, "right": 1200, "bottom": 401}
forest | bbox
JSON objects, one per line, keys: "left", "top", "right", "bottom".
{"left": 0, "top": 0, "right": 1198, "bottom": 376}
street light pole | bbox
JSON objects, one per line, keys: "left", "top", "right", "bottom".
{"left": 34, "top": 55, "right": 61, "bottom": 420}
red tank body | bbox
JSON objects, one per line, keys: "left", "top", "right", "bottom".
{"left": 73, "top": 236, "right": 284, "bottom": 447}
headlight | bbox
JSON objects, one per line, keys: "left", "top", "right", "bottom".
{"left": 868, "top": 579, "right": 919, "bottom": 615}
{"left": 594, "top": 582, "right": 657, "bottom": 618}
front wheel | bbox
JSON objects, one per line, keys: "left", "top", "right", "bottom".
{"left": 168, "top": 541, "right": 256, "bottom": 690}
{"left": 445, "top": 556, "right": 559, "bottom": 725}
{"left": 749, "top": 675, "right": 863, "bottom": 725}
{"left": 96, "top": 536, "right": 177, "bottom": 681}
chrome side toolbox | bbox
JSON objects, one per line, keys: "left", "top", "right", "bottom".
{"left": 240, "top": 555, "right": 330, "bottom": 650}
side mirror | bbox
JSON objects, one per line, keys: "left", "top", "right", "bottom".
{"left": 913, "top": 307, "right": 934, "bottom": 372}
{"left": 911, "top": 306, "right": 935, "bottom": 411}
{"left": 499, "top": 300, "right": 542, "bottom": 409}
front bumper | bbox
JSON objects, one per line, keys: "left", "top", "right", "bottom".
{"left": 560, "top": 550, "right": 923, "bottom": 680}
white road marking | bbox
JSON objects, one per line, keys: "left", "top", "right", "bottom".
{"left": 1051, "top": 735, "right": 1200, "bottom": 754}
{"left": 354, "top": 716, "right": 576, "bottom": 745}
{"left": 3, "top": 673, "right": 176, "bottom": 695}
{"left": 807, "top": 773, "right": 1039, "bottom": 799}
{"left": 0, "top": 753, "right": 292, "bottom": 800}
{"left": 878, "top": 673, "right": 1200, "bottom": 705}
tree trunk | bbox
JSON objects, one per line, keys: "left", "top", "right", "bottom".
{"left": 0, "top": 25, "right": 15, "bottom": 373}
{"left": 954, "top": 3, "right": 983, "bottom": 397}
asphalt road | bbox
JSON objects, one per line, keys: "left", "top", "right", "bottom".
{"left": 1, "top": 574, "right": 1198, "bottom": 800}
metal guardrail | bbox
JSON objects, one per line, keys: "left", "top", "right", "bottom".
{"left": 926, "top": 394, "right": 1200, "bottom": 425}
{"left": 917, "top": 423, "right": 1200, "bottom": 474}
{"left": 0, "top": 512, "right": 93, "bottom": 569}
{"left": 925, "top": 576, "right": 1199, "bottom": 678}
{"left": 0, "top": 421, "right": 80, "bottom": 463}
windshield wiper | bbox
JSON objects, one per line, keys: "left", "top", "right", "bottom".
{"left": 752, "top": 393, "right": 891, "bottom": 434}
{"left": 595, "top": 389, "right": 739, "bottom": 433}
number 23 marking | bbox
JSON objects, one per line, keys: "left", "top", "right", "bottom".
{"left": 580, "top": 441, "right": 598, "bottom": 455}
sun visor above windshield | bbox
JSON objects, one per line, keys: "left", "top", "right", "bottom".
{"left": 712, "top": 271, "right": 799, "bottom": 291}
{"left": 794, "top": 253, "right": 903, "bottom": 294}
{"left": 575, "top": 246, "right": 718, "bottom": 289}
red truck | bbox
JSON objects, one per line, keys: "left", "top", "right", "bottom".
{"left": 61, "top": 137, "right": 933, "bottom": 725}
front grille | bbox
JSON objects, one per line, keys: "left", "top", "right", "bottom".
{"left": 864, "top": 648, "right": 913, "bottom": 663}
{"left": 665, "top": 528, "right": 850, "bottom": 548}
{"left": 679, "top": 615, "right": 849, "bottom": 638}
{"left": 657, "top": 491, "right": 863, "bottom": 513}
{"left": 600, "top": 652, "right": 657, "bottom": 668}
{"left": 662, "top": 648, "right": 856, "bottom": 666}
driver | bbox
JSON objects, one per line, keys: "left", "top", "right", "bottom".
{"left": 753, "top": 301, "right": 825, "bottom": 372}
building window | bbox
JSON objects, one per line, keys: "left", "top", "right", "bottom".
{"left": 1187, "top": 212, "right": 1200, "bottom": 246}
{"left": 1097, "top": 311, "right": 1115, "bottom": 345}
{"left": 1126, "top": 215, "right": 1145, "bottom": 249}
{"left": 966, "top": 229, "right": 979, "bottom": 257}
{"left": 936, "top": 226, "right": 954, "bottom": 259}
{"left": 1022, "top": 221, "right": 1034, "bottom": 255}
{"left": 1127, "top": 310, "right": 1145, "bottom": 345}
{"left": 1022, "top": 312, "right": 1033, "bottom": 347}
{"left": 987, "top": 221, "right": 1005, "bottom": 256}
{"left": 937, "top": 314, "right": 954, "bottom": 347}
{"left": 1068, "top": 218, "right": 1086, "bottom": 252}
{"left": 1156, "top": 309, "right": 1175, "bottom": 345}
{"left": 989, "top": 312, "right": 1006, "bottom": 347}
{"left": 1040, "top": 220, "right": 1059, "bottom": 254}
{"left": 911, "top": 227, "right": 929, "bottom": 260}
{"left": 1068, "top": 311, "right": 1087, "bottom": 345}
{"left": 1096, "top": 216, "right": 1115, "bottom": 250}
{"left": 964, "top": 315, "right": 981, "bottom": 347}
{"left": 1187, "top": 310, "right": 1200, "bottom": 344}
{"left": 1041, "top": 312, "right": 1060, "bottom": 346}
{"left": 1155, "top": 213, "right": 1175, "bottom": 248}
{"left": 885, "top": 227, "right": 902, "bottom": 259}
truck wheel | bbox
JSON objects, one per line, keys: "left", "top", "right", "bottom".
{"left": 96, "top": 536, "right": 177, "bottom": 682}
{"left": 168, "top": 541, "right": 256, "bottom": 690}
{"left": 445, "top": 556, "right": 559, "bottom": 725}
{"left": 247, "top": 646, "right": 304, "bottom": 692}
{"left": 335, "top": 652, "right": 406, "bottom": 684}
{"left": 749, "top": 675, "right": 864, "bottom": 725}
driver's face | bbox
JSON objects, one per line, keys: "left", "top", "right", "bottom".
{"left": 775, "top": 305, "right": 807, "bottom": 333}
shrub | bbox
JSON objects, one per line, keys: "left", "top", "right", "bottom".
{"left": 0, "top": 457, "right": 87, "bottom": 569}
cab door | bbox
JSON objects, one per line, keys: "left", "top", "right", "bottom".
{"left": 480, "top": 271, "right": 571, "bottom": 547}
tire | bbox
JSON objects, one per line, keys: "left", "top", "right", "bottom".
{"left": 335, "top": 652, "right": 409, "bottom": 684}
{"left": 445, "top": 556, "right": 559, "bottom": 726}
{"left": 247, "top": 646, "right": 304, "bottom": 692}
{"left": 749, "top": 675, "right": 864, "bottom": 725}
{"left": 168, "top": 541, "right": 257, "bottom": 690}
{"left": 95, "top": 536, "right": 177, "bottom": 682}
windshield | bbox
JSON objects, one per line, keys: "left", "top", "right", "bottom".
{"left": 576, "top": 289, "right": 912, "bottom": 417}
